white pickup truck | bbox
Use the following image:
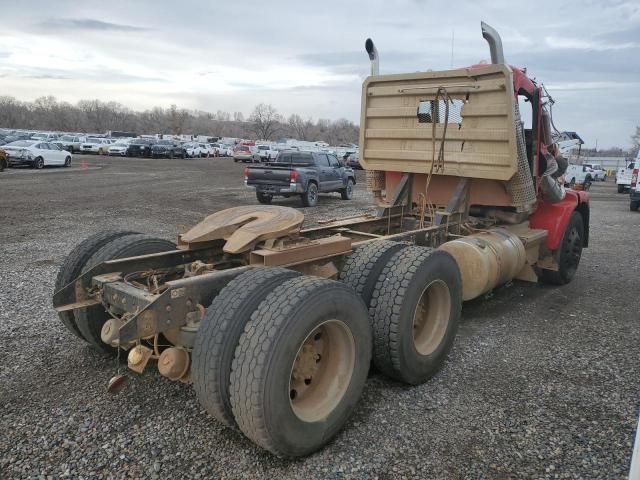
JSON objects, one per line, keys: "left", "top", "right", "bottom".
{"left": 252, "top": 145, "right": 278, "bottom": 162}
{"left": 564, "top": 164, "right": 594, "bottom": 189}
{"left": 617, "top": 161, "right": 637, "bottom": 193}
{"left": 583, "top": 163, "right": 606, "bottom": 182}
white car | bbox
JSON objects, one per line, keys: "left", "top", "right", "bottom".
{"left": 213, "top": 143, "right": 233, "bottom": 156}
{"left": 4, "top": 140, "right": 72, "bottom": 169}
{"left": 583, "top": 163, "right": 606, "bottom": 181}
{"left": 564, "top": 164, "right": 594, "bottom": 189}
{"left": 184, "top": 142, "right": 204, "bottom": 158}
{"left": 201, "top": 143, "right": 217, "bottom": 157}
{"left": 108, "top": 142, "right": 130, "bottom": 156}
{"left": 616, "top": 161, "right": 636, "bottom": 193}
{"left": 81, "top": 138, "right": 110, "bottom": 154}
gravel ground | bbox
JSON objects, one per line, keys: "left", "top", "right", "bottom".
{"left": 0, "top": 155, "right": 638, "bottom": 479}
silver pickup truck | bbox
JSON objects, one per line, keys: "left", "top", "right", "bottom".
{"left": 244, "top": 150, "right": 356, "bottom": 207}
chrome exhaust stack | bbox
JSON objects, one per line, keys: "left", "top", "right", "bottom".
{"left": 365, "top": 38, "right": 379, "bottom": 76}
{"left": 481, "top": 21, "right": 505, "bottom": 65}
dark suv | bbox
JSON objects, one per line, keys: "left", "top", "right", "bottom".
{"left": 127, "top": 139, "right": 154, "bottom": 157}
{"left": 151, "top": 140, "right": 186, "bottom": 159}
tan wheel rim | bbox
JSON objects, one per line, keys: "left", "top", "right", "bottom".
{"left": 289, "top": 320, "right": 355, "bottom": 423}
{"left": 413, "top": 280, "right": 451, "bottom": 356}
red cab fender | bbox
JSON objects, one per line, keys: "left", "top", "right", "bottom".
{"left": 529, "top": 190, "right": 589, "bottom": 250}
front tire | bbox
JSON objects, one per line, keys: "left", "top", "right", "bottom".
{"left": 33, "top": 157, "right": 44, "bottom": 169}
{"left": 229, "top": 277, "right": 372, "bottom": 457}
{"left": 541, "top": 211, "right": 584, "bottom": 285}
{"left": 64, "top": 156, "right": 71, "bottom": 167}
{"left": 618, "top": 185, "right": 625, "bottom": 193}
{"left": 340, "top": 179, "right": 354, "bottom": 200}
{"left": 301, "top": 182, "right": 318, "bottom": 207}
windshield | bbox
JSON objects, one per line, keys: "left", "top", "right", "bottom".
{"left": 87, "top": 138, "right": 101, "bottom": 143}
{"left": 32, "top": 134, "right": 46, "bottom": 139}
{"left": 258, "top": 146, "right": 269, "bottom": 150}
{"left": 157, "top": 140, "right": 172, "bottom": 145}
{"left": 7, "top": 140, "right": 35, "bottom": 147}
{"left": 60, "top": 135, "right": 74, "bottom": 141}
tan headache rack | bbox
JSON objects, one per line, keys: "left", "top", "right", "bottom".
{"left": 359, "top": 64, "right": 519, "bottom": 181}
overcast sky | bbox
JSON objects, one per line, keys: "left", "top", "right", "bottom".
{"left": 0, "top": 0, "right": 637, "bottom": 148}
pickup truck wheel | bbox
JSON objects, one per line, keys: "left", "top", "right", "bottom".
{"left": 229, "top": 277, "right": 371, "bottom": 457}
{"left": 369, "top": 246, "right": 462, "bottom": 384}
{"left": 74, "top": 234, "right": 177, "bottom": 354}
{"left": 256, "top": 191, "right": 273, "bottom": 204}
{"left": 630, "top": 201, "right": 639, "bottom": 212}
{"left": 618, "top": 185, "right": 625, "bottom": 193}
{"left": 541, "top": 211, "right": 584, "bottom": 285}
{"left": 192, "top": 267, "right": 301, "bottom": 428}
{"left": 301, "top": 182, "right": 318, "bottom": 207}
{"left": 55, "top": 230, "right": 138, "bottom": 340}
{"left": 340, "top": 179, "right": 354, "bottom": 200}
{"left": 340, "top": 240, "right": 407, "bottom": 308}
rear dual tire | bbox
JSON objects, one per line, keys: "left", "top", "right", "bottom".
{"left": 71, "top": 233, "right": 176, "bottom": 354}
{"left": 192, "top": 267, "right": 301, "bottom": 428}
{"left": 55, "top": 230, "right": 138, "bottom": 340}
{"left": 229, "top": 277, "right": 371, "bottom": 457}
{"left": 369, "top": 246, "right": 462, "bottom": 384}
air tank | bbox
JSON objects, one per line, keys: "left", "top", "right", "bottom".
{"left": 439, "top": 228, "right": 526, "bottom": 301}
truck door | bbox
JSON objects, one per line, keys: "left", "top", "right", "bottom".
{"left": 314, "top": 153, "right": 335, "bottom": 191}
{"left": 327, "top": 154, "right": 345, "bottom": 189}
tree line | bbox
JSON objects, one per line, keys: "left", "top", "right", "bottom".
{"left": 0, "top": 96, "right": 359, "bottom": 145}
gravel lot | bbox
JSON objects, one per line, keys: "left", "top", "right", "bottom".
{"left": 1, "top": 155, "right": 638, "bottom": 479}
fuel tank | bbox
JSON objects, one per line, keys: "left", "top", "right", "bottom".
{"left": 439, "top": 228, "right": 526, "bottom": 301}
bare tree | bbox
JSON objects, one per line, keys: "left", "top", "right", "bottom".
{"left": 288, "top": 114, "right": 314, "bottom": 141}
{"left": 248, "top": 104, "right": 282, "bottom": 140}
{"left": 233, "top": 111, "right": 244, "bottom": 122}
